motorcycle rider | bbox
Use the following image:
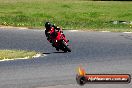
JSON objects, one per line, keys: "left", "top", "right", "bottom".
{"left": 45, "top": 22, "right": 63, "bottom": 51}
{"left": 45, "top": 22, "right": 62, "bottom": 40}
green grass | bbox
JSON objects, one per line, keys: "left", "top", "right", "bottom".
{"left": 0, "top": 49, "right": 37, "bottom": 60}
{"left": 0, "top": 0, "right": 132, "bottom": 31}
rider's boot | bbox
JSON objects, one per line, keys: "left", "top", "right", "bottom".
{"left": 56, "top": 47, "right": 59, "bottom": 51}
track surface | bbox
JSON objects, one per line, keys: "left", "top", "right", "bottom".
{"left": 0, "top": 28, "right": 132, "bottom": 88}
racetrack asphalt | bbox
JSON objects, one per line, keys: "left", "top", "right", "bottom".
{"left": 0, "top": 28, "right": 132, "bottom": 88}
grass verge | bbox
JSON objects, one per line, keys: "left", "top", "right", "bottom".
{"left": 0, "top": 49, "right": 38, "bottom": 61}
{"left": 0, "top": 0, "right": 132, "bottom": 31}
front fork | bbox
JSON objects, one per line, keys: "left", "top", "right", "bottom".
{"left": 61, "top": 34, "right": 69, "bottom": 43}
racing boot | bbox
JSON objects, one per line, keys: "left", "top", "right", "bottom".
{"left": 56, "top": 47, "right": 59, "bottom": 51}
{"left": 55, "top": 45, "right": 59, "bottom": 51}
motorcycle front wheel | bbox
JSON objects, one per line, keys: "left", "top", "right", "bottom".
{"left": 61, "top": 40, "right": 71, "bottom": 52}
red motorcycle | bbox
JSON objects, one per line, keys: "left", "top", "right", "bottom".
{"left": 49, "top": 28, "right": 71, "bottom": 52}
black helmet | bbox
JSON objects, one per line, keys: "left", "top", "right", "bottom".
{"left": 45, "top": 22, "right": 51, "bottom": 29}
